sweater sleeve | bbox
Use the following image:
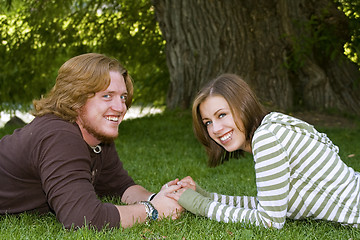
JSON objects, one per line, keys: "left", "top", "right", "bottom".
{"left": 36, "top": 130, "right": 121, "bottom": 230}
{"left": 179, "top": 128, "right": 290, "bottom": 229}
{"left": 178, "top": 189, "right": 212, "bottom": 216}
{"left": 195, "top": 184, "right": 212, "bottom": 198}
{"left": 195, "top": 185, "right": 257, "bottom": 209}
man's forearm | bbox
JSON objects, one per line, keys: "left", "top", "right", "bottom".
{"left": 121, "top": 185, "right": 153, "bottom": 204}
{"left": 115, "top": 203, "right": 148, "bottom": 228}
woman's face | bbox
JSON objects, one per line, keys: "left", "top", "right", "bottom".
{"left": 199, "top": 95, "right": 251, "bottom": 153}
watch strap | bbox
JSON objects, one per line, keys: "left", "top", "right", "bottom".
{"left": 140, "top": 201, "right": 158, "bottom": 222}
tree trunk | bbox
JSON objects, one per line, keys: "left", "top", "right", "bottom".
{"left": 153, "top": 0, "right": 360, "bottom": 114}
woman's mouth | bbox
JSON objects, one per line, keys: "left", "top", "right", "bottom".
{"left": 220, "top": 130, "right": 233, "bottom": 144}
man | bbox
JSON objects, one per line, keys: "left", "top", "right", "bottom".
{"left": 0, "top": 53, "right": 182, "bottom": 229}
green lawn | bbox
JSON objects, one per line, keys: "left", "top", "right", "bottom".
{"left": 1, "top": 110, "right": 360, "bottom": 239}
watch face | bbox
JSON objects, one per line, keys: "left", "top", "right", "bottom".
{"left": 151, "top": 209, "right": 158, "bottom": 220}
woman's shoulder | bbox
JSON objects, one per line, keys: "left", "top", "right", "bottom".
{"left": 259, "top": 112, "right": 314, "bottom": 130}
{"left": 254, "top": 112, "right": 318, "bottom": 141}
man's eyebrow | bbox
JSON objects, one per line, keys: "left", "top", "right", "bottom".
{"left": 101, "top": 90, "right": 128, "bottom": 95}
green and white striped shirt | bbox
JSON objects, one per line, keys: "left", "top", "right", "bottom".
{"left": 179, "top": 112, "right": 360, "bottom": 229}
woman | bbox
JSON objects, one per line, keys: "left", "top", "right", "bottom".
{"left": 168, "top": 73, "right": 360, "bottom": 229}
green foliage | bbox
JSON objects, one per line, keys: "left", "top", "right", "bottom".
{"left": 1, "top": 0, "right": 359, "bottom": 113}
{"left": 284, "top": 0, "right": 360, "bottom": 72}
{"left": 1, "top": 110, "right": 360, "bottom": 239}
{"left": 0, "top": 0, "right": 169, "bottom": 111}
{"left": 336, "top": 0, "right": 360, "bottom": 64}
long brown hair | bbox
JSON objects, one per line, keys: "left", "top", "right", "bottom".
{"left": 192, "top": 73, "right": 268, "bottom": 167}
{"left": 33, "top": 53, "right": 133, "bottom": 122}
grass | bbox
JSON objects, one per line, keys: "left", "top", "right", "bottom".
{"left": 1, "top": 110, "right": 360, "bottom": 239}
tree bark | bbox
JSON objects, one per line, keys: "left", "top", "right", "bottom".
{"left": 153, "top": 0, "right": 360, "bottom": 114}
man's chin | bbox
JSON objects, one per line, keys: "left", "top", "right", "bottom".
{"left": 96, "top": 133, "right": 118, "bottom": 144}
{"left": 99, "top": 136, "right": 117, "bottom": 144}
{"left": 85, "top": 127, "right": 118, "bottom": 144}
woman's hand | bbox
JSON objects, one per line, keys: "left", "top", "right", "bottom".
{"left": 165, "top": 187, "right": 187, "bottom": 201}
{"left": 177, "top": 176, "right": 196, "bottom": 191}
{"left": 163, "top": 176, "right": 196, "bottom": 202}
{"left": 161, "top": 178, "right": 180, "bottom": 191}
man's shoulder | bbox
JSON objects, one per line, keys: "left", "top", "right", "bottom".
{"left": 27, "top": 115, "right": 90, "bottom": 156}
{"left": 27, "top": 114, "right": 81, "bottom": 139}
{"left": 32, "top": 114, "right": 77, "bottom": 130}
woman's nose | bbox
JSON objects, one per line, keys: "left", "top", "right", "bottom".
{"left": 212, "top": 120, "right": 223, "bottom": 134}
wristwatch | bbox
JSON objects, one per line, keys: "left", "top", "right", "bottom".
{"left": 140, "top": 201, "right": 158, "bottom": 222}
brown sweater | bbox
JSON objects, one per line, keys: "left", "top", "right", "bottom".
{"left": 0, "top": 114, "right": 136, "bottom": 229}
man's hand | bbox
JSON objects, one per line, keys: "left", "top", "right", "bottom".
{"left": 152, "top": 184, "right": 184, "bottom": 220}
{"left": 116, "top": 183, "right": 184, "bottom": 228}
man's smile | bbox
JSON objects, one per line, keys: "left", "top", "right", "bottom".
{"left": 105, "top": 115, "right": 120, "bottom": 123}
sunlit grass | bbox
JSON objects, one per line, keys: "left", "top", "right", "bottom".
{"left": 1, "top": 110, "right": 360, "bottom": 239}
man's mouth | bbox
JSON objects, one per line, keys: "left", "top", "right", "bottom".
{"left": 220, "top": 130, "right": 233, "bottom": 143}
{"left": 105, "top": 116, "right": 120, "bottom": 122}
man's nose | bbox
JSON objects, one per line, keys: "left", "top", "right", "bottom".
{"left": 112, "top": 97, "right": 127, "bottom": 113}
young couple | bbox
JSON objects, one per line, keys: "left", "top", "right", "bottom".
{"left": 1, "top": 53, "right": 359, "bottom": 230}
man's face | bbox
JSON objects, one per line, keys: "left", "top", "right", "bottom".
{"left": 76, "top": 71, "right": 128, "bottom": 146}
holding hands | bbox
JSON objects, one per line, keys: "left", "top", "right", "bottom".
{"left": 163, "top": 176, "right": 196, "bottom": 201}
{"left": 149, "top": 176, "right": 196, "bottom": 221}
{"left": 150, "top": 178, "right": 183, "bottom": 220}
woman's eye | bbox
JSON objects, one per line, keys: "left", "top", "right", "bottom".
{"left": 204, "top": 121, "right": 212, "bottom": 126}
{"left": 219, "top": 113, "right": 226, "bottom": 118}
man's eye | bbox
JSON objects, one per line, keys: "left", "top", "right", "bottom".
{"left": 103, "top": 94, "right": 111, "bottom": 99}
{"left": 120, "top": 95, "right": 127, "bottom": 101}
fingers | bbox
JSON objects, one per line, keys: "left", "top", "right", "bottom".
{"left": 161, "top": 178, "right": 179, "bottom": 190}
{"left": 167, "top": 178, "right": 179, "bottom": 186}
{"left": 165, "top": 188, "right": 186, "bottom": 201}
{"left": 180, "top": 176, "right": 194, "bottom": 183}
{"left": 177, "top": 179, "right": 196, "bottom": 191}
{"left": 165, "top": 184, "right": 182, "bottom": 193}
{"left": 178, "top": 176, "right": 195, "bottom": 186}
{"left": 161, "top": 176, "right": 196, "bottom": 192}
{"left": 177, "top": 181, "right": 192, "bottom": 188}
{"left": 159, "top": 184, "right": 182, "bottom": 196}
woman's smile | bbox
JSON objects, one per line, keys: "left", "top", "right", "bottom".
{"left": 220, "top": 130, "right": 233, "bottom": 144}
